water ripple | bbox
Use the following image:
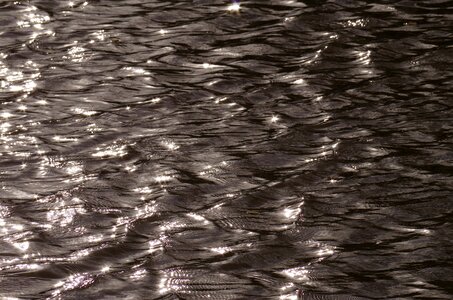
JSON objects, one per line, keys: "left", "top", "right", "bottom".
{"left": 0, "top": 0, "right": 452, "bottom": 299}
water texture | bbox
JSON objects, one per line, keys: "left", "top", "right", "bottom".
{"left": 0, "top": 0, "right": 452, "bottom": 299}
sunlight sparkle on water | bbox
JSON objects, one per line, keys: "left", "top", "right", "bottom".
{"left": 17, "top": 12, "right": 50, "bottom": 28}
{"left": 133, "top": 186, "right": 153, "bottom": 194}
{"left": 149, "top": 239, "right": 163, "bottom": 253}
{"left": 65, "top": 161, "right": 83, "bottom": 175}
{"left": 280, "top": 282, "right": 296, "bottom": 291}
{"left": 202, "top": 62, "right": 213, "bottom": 69}
{"left": 101, "top": 266, "right": 110, "bottom": 273}
{"left": 72, "top": 107, "right": 97, "bottom": 116}
{"left": 130, "top": 268, "right": 147, "bottom": 281}
{"left": 1, "top": 112, "right": 13, "bottom": 119}
{"left": 154, "top": 175, "right": 173, "bottom": 183}
{"left": 270, "top": 115, "right": 279, "bottom": 123}
{"left": 52, "top": 273, "right": 94, "bottom": 297}
{"left": 209, "top": 246, "right": 233, "bottom": 254}
{"left": 47, "top": 205, "right": 86, "bottom": 227}
{"left": 292, "top": 78, "right": 306, "bottom": 85}
{"left": 282, "top": 206, "right": 301, "bottom": 221}
{"left": 8, "top": 79, "right": 37, "bottom": 93}
{"left": 187, "top": 213, "right": 210, "bottom": 225}
{"left": 279, "top": 294, "right": 298, "bottom": 300}
{"left": 317, "top": 247, "right": 335, "bottom": 256}
{"left": 1, "top": 122, "right": 11, "bottom": 133}
{"left": 125, "top": 165, "right": 137, "bottom": 173}
{"left": 150, "top": 97, "right": 161, "bottom": 103}
{"left": 161, "top": 140, "right": 179, "bottom": 151}
{"left": 14, "top": 241, "right": 30, "bottom": 252}
{"left": 343, "top": 18, "right": 367, "bottom": 28}
{"left": 53, "top": 136, "right": 79, "bottom": 142}
{"left": 135, "top": 204, "right": 156, "bottom": 218}
{"left": 65, "top": 45, "right": 87, "bottom": 62}
{"left": 158, "top": 276, "right": 170, "bottom": 294}
{"left": 91, "top": 30, "right": 106, "bottom": 41}
{"left": 355, "top": 50, "right": 371, "bottom": 65}
{"left": 159, "top": 220, "right": 184, "bottom": 232}
{"left": 227, "top": 2, "right": 241, "bottom": 12}
{"left": 92, "top": 144, "right": 127, "bottom": 158}
{"left": 186, "top": 213, "right": 206, "bottom": 222}
{"left": 281, "top": 267, "right": 309, "bottom": 282}
{"left": 123, "top": 66, "right": 149, "bottom": 76}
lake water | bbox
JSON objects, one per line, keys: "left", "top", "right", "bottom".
{"left": 0, "top": 0, "right": 452, "bottom": 299}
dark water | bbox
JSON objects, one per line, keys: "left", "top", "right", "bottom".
{"left": 0, "top": 0, "right": 452, "bottom": 299}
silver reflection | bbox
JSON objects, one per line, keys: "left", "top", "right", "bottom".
{"left": 227, "top": 2, "right": 241, "bottom": 13}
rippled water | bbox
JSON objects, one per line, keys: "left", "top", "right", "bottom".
{"left": 1, "top": 0, "right": 452, "bottom": 299}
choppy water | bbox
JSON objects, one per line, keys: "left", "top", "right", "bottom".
{"left": 0, "top": 0, "right": 452, "bottom": 299}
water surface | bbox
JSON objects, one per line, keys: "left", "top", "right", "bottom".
{"left": 1, "top": 0, "right": 452, "bottom": 299}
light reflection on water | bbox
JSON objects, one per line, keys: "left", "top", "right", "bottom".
{"left": 0, "top": 0, "right": 451, "bottom": 299}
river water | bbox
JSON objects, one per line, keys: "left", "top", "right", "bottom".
{"left": 0, "top": 0, "right": 452, "bottom": 299}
